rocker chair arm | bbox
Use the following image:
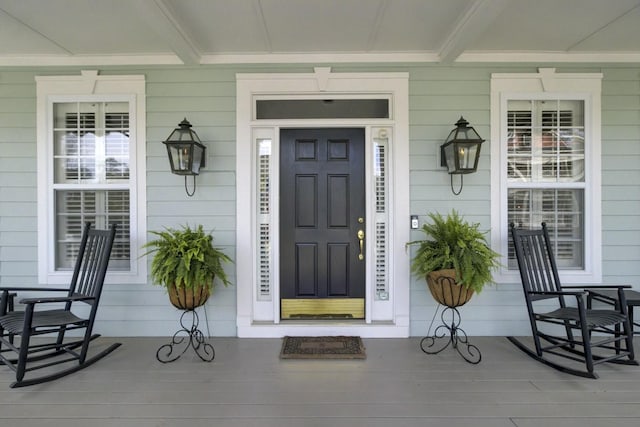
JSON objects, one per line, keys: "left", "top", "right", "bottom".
{"left": 563, "top": 285, "right": 631, "bottom": 303}
{"left": 0, "top": 287, "right": 69, "bottom": 293}
{"left": 562, "top": 285, "right": 632, "bottom": 289}
{"left": 19, "top": 295, "right": 95, "bottom": 306}
{"left": 1, "top": 288, "right": 71, "bottom": 314}
{"left": 530, "top": 290, "right": 587, "bottom": 297}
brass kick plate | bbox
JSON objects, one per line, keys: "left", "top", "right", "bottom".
{"left": 281, "top": 298, "right": 365, "bottom": 319}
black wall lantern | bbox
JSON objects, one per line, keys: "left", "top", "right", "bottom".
{"left": 163, "top": 118, "right": 206, "bottom": 196}
{"left": 440, "top": 116, "right": 484, "bottom": 195}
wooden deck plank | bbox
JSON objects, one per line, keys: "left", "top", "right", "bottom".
{"left": 0, "top": 337, "right": 639, "bottom": 425}
{"left": 0, "top": 419, "right": 518, "bottom": 427}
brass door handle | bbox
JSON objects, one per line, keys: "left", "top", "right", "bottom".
{"left": 357, "top": 229, "right": 365, "bottom": 260}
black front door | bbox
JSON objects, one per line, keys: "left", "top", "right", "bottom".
{"left": 280, "top": 128, "right": 366, "bottom": 319}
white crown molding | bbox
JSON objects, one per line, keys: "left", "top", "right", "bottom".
{"left": 458, "top": 51, "right": 640, "bottom": 63}
{"left": 200, "top": 52, "right": 441, "bottom": 64}
{"left": 2, "top": 51, "right": 640, "bottom": 67}
{"left": 0, "top": 54, "right": 183, "bottom": 67}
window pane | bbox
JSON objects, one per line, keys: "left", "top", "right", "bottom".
{"left": 539, "top": 100, "right": 585, "bottom": 182}
{"left": 507, "top": 100, "right": 584, "bottom": 183}
{"left": 256, "top": 99, "right": 389, "bottom": 119}
{"left": 54, "top": 102, "right": 129, "bottom": 184}
{"left": 54, "top": 103, "right": 97, "bottom": 183}
{"left": 258, "top": 139, "right": 271, "bottom": 215}
{"left": 105, "top": 106, "right": 130, "bottom": 180}
{"left": 55, "top": 190, "right": 130, "bottom": 270}
{"left": 105, "top": 190, "right": 131, "bottom": 270}
{"left": 507, "top": 106, "right": 533, "bottom": 181}
{"left": 507, "top": 188, "right": 584, "bottom": 269}
{"left": 55, "top": 190, "right": 97, "bottom": 270}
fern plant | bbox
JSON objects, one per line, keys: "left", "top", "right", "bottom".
{"left": 406, "top": 210, "right": 500, "bottom": 293}
{"left": 142, "top": 225, "right": 231, "bottom": 291}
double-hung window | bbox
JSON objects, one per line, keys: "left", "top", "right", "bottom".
{"left": 37, "top": 72, "right": 147, "bottom": 284}
{"left": 491, "top": 69, "right": 602, "bottom": 283}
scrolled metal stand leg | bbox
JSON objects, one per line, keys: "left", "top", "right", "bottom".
{"left": 156, "top": 309, "right": 215, "bottom": 363}
{"left": 420, "top": 306, "right": 481, "bottom": 364}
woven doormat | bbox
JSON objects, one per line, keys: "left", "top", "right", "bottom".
{"left": 280, "top": 336, "right": 366, "bottom": 359}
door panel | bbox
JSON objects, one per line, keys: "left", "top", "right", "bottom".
{"left": 295, "top": 175, "right": 317, "bottom": 227}
{"left": 328, "top": 243, "right": 349, "bottom": 295}
{"left": 295, "top": 243, "right": 317, "bottom": 296}
{"left": 280, "top": 128, "right": 365, "bottom": 318}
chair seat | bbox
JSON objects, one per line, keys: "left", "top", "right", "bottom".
{"left": 539, "top": 306, "right": 626, "bottom": 328}
{"left": 0, "top": 310, "right": 85, "bottom": 334}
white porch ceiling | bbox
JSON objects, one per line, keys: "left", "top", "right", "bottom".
{"left": 1, "top": 0, "right": 639, "bottom": 66}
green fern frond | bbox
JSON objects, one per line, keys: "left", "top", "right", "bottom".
{"left": 405, "top": 210, "right": 500, "bottom": 293}
{"left": 141, "top": 224, "right": 232, "bottom": 291}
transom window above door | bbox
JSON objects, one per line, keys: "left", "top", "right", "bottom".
{"left": 255, "top": 98, "right": 390, "bottom": 119}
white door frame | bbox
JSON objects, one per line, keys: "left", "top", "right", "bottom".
{"left": 236, "top": 68, "right": 410, "bottom": 337}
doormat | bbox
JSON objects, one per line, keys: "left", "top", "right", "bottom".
{"left": 280, "top": 336, "right": 366, "bottom": 359}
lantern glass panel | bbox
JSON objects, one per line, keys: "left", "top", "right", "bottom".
{"left": 443, "top": 142, "right": 456, "bottom": 173}
{"left": 190, "top": 145, "right": 204, "bottom": 175}
{"left": 166, "top": 144, "right": 192, "bottom": 174}
{"left": 456, "top": 142, "right": 479, "bottom": 171}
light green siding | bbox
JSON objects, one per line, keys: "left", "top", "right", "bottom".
{"left": 0, "top": 69, "right": 38, "bottom": 293}
{"left": 601, "top": 68, "right": 640, "bottom": 287}
{"left": 1, "top": 64, "right": 639, "bottom": 337}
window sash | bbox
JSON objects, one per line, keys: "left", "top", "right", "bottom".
{"left": 507, "top": 188, "right": 584, "bottom": 269}
{"left": 506, "top": 98, "right": 586, "bottom": 270}
{"left": 52, "top": 101, "right": 132, "bottom": 272}
{"left": 54, "top": 189, "right": 131, "bottom": 270}
{"left": 37, "top": 73, "right": 146, "bottom": 285}
{"left": 507, "top": 100, "right": 585, "bottom": 184}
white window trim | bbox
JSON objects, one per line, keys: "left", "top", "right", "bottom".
{"left": 36, "top": 70, "right": 147, "bottom": 284}
{"left": 490, "top": 68, "right": 602, "bottom": 284}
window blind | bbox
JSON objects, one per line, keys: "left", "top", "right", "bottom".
{"left": 506, "top": 101, "right": 585, "bottom": 269}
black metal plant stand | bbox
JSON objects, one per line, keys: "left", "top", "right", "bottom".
{"left": 420, "top": 304, "right": 481, "bottom": 364}
{"left": 156, "top": 309, "right": 215, "bottom": 363}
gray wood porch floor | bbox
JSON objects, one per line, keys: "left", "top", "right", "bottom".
{"left": 1, "top": 336, "right": 640, "bottom": 427}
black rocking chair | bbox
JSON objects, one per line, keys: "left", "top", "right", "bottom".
{"left": 508, "top": 222, "right": 637, "bottom": 378}
{"left": 0, "top": 222, "right": 121, "bottom": 388}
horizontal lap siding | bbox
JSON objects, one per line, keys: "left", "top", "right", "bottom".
{"left": 1, "top": 64, "right": 639, "bottom": 337}
{"left": 601, "top": 68, "right": 640, "bottom": 284}
{"left": 408, "top": 65, "right": 499, "bottom": 337}
{"left": 143, "top": 67, "right": 239, "bottom": 336}
{"left": 0, "top": 70, "right": 37, "bottom": 288}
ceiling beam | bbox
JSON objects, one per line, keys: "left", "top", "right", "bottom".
{"left": 437, "top": 0, "right": 510, "bottom": 64}
{"left": 134, "top": 0, "right": 201, "bottom": 65}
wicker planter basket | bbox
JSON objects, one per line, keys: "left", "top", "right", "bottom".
{"left": 168, "top": 284, "right": 210, "bottom": 310}
{"left": 426, "top": 269, "right": 474, "bottom": 308}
